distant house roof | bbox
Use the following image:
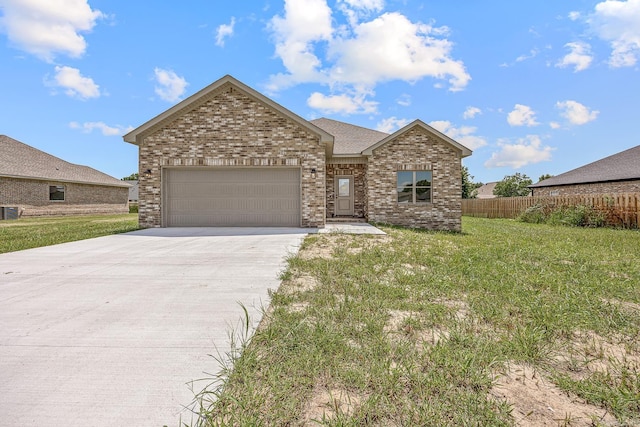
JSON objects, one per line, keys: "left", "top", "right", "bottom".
{"left": 310, "top": 118, "right": 390, "bottom": 155}
{"left": 475, "top": 182, "right": 497, "bottom": 198}
{"left": 529, "top": 144, "right": 640, "bottom": 188}
{"left": 0, "top": 135, "right": 129, "bottom": 187}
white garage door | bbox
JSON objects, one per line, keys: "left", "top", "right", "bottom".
{"left": 164, "top": 168, "right": 300, "bottom": 227}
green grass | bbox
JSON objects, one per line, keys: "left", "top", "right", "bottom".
{"left": 195, "top": 217, "right": 640, "bottom": 426}
{"left": 0, "top": 213, "right": 139, "bottom": 254}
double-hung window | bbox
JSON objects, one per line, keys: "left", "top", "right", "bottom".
{"left": 49, "top": 185, "right": 65, "bottom": 201}
{"left": 397, "top": 171, "right": 432, "bottom": 204}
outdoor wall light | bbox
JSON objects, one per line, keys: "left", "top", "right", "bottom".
{"left": 311, "top": 168, "right": 317, "bottom": 179}
{"left": 143, "top": 169, "right": 152, "bottom": 178}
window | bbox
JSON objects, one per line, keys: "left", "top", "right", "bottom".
{"left": 49, "top": 185, "right": 65, "bottom": 201}
{"left": 397, "top": 171, "right": 431, "bottom": 203}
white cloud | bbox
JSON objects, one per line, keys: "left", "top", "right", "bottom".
{"left": 267, "top": 0, "right": 333, "bottom": 90}
{"left": 556, "top": 41, "right": 593, "bottom": 72}
{"left": 153, "top": 68, "right": 188, "bottom": 102}
{"left": 69, "top": 121, "right": 133, "bottom": 136}
{"left": 516, "top": 48, "right": 539, "bottom": 62}
{"left": 376, "top": 116, "right": 410, "bottom": 133}
{"left": 507, "top": 104, "right": 539, "bottom": 127}
{"left": 485, "top": 135, "right": 553, "bottom": 169}
{"left": 215, "top": 17, "right": 235, "bottom": 47}
{"left": 589, "top": 0, "right": 640, "bottom": 67}
{"left": 307, "top": 91, "right": 378, "bottom": 114}
{"left": 0, "top": 0, "right": 103, "bottom": 62}
{"left": 266, "top": 1, "right": 470, "bottom": 104}
{"left": 51, "top": 65, "right": 100, "bottom": 99}
{"left": 328, "top": 12, "right": 470, "bottom": 91}
{"left": 549, "top": 121, "right": 561, "bottom": 129}
{"left": 396, "top": 94, "right": 411, "bottom": 107}
{"left": 556, "top": 100, "right": 599, "bottom": 125}
{"left": 463, "top": 106, "right": 482, "bottom": 119}
{"left": 568, "top": 11, "right": 581, "bottom": 21}
{"left": 429, "top": 120, "right": 487, "bottom": 150}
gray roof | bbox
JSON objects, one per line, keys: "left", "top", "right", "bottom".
{"left": 475, "top": 182, "right": 497, "bottom": 198}
{"left": 0, "top": 135, "right": 129, "bottom": 187}
{"left": 529, "top": 144, "right": 640, "bottom": 188}
{"left": 310, "top": 118, "right": 389, "bottom": 155}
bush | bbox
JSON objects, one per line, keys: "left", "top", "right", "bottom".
{"left": 129, "top": 204, "right": 139, "bottom": 214}
{"left": 518, "top": 204, "right": 606, "bottom": 228}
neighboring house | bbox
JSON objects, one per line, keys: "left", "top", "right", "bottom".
{"left": 475, "top": 182, "right": 497, "bottom": 199}
{"left": 0, "top": 135, "right": 130, "bottom": 218}
{"left": 123, "top": 75, "right": 472, "bottom": 231}
{"left": 529, "top": 144, "right": 640, "bottom": 196}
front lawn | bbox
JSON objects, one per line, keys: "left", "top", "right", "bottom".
{"left": 0, "top": 213, "right": 139, "bottom": 254}
{"left": 196, "top": 217, "right": 640, "bottom": 426}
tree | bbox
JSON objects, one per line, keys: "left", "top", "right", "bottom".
{"left": 538, "top": 173, "right": 553, "bottom": 182}
{"left": 461, "top": 165, "right": 482, "bottom": 199}
{"left": 121, "top": 173, "right": 139, "bottom": 181}
{"left": 493, "top": 173, "right": 533, "bottom": 197}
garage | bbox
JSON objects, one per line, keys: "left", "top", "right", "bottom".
{"left": 164, "top": 168, "right": 300, "bottom": 227}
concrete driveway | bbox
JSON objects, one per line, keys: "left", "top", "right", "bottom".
{"left": 0, "top": 227, "right": 308, "bottom": 427}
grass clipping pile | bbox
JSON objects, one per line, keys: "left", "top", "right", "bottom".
{"left": 203, "top": 227, "right": 640, "bottom": 427}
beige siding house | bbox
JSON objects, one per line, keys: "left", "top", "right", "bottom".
{"left": 529, "top": 145, "right": 640, "bottom": 196}
{"left": 124, "top": 75, "right": 472, "bottom": 231}
{"left": 0, "top": 135, "right": 130, "bottom": 218}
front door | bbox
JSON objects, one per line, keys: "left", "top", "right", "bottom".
{"left": 335, "top": 176, "right": 354, "bottom": 216}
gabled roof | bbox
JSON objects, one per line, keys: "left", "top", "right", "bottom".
{"left": 475, "top": 182, "right": 498, "bottom": 198}
{"left": 361, "top": 120, "right": 472, "bottom": 157}
{"left": 310, "top": 118, "right": 389, "bottom": 155}
{"left": 0, "top": 135, "right": 129, "bottom": 187}
{"left": 529, "top": 144, "right": 640, "bottom": 188}
{"left": 123, "top": 74, "right": 334, "bottom": 156}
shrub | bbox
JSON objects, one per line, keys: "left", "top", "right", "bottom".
{"left": 518, "top": 204, "right": 606, "bottom": 228}
{"left": 129, "top": 204, "right": 139, "bottom": 214}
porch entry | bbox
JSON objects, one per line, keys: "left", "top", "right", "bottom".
{"left": 335, "top": 175, "right": 354, "bottom": 216}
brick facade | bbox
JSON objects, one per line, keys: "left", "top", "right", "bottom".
{"left": 0, "top": 176, "right": 129, "bottom": 217}
{"left": 366, "top": 127, "right": 463, "bottom": 231}
{"left": 326, "top": 163, "right": 366, "bottom": 218}
{"left": 137, "top": 83, "right": 326, "bottom": 228}
{"left": 531, "top": 180, "right": 640, "bottom": 196}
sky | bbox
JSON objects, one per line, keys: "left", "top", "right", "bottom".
{"left": 1, "top": 0, "right": 639, "bottom": 185}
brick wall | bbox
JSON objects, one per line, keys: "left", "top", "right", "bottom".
{"left": 0, "top": 176, "right": 129, "bottom": 217}
{"left": 366, "top": 127, "right": 463, "bottom": 231}
{"left": 137, "top": 83, "right": 326, "bottom": 228}
{"left": 326, "top": 163, "right": 366, "bottom": 218}
{"left": 532, "top": 180, "right": 640, "bottom": 196}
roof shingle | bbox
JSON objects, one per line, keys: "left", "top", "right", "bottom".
{"left": 310, "top": 118, "right": 388, "bottom": 155}
{"left": 529, "top": 144, "right": 640, "bottom": 188}
{"left": 0, "top": 135, "right": 129, "bottom": 187}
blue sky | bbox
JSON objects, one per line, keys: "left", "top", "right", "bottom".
{"left": 1, "top": 0, "right": 639, "bottom": 184}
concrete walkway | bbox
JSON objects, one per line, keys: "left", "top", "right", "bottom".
{"left": 318, "top": 222, "right": 387, "bottom": 235}
{"left": 0, "top": 228, "right": 307, "bottom": 427}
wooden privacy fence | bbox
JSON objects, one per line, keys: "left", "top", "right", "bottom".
{"left": 462, "top": 193, "right": 640, "bottom": 228}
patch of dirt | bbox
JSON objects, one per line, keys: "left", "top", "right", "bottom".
{"left": 298, "top": 234, "right": 393, "bottom": 260}
{"left": 434, "top": 297, "right": 470, "bottom": 321}
{"left": 301, "top": 384, "right": 366, "bottom": 425}
{"left": 280, "top": 274, "right": 321, "bottom": 295}
{"left": 554, "top": 330, "right": 640, "bottom": 380}
{"left": 384, "top": 310, "right": 449, "bottom": 347}
{"left": 603, "top": 298, "right": 640, "bottom": 313}
{"left": 490, "top": 363, "right": 618, "bottom": 426}
{"left": 288, "top": 301, "right": 310, "bottom": 313}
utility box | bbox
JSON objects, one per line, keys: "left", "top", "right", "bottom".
{"left": 1, "top": 207, "right": 19, "bottom": 220}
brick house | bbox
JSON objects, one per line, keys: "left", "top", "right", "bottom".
{"left": 529, "top": 144, "right": 640, "bottom": 196}
{"left": 124, "top": 75, "right": 472, "bottom": 231}
{"left": 0, "top": 135, "right": 130, "bottom": 218}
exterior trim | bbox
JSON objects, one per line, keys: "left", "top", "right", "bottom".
{"left": 529, "top": 176, "right": 640, "bottom": 189}
{"left": 0, "top": 173, "right": 131, "bottom": 188}
{"left": 327, "top": 156, "right": 367, "bottom": 165}
{"left": 361, "top": 120, "right": 472, "bottom": 158}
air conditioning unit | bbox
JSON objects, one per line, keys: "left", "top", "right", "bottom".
{"left": 1, "top": 207, "right": 19, "bottom": 220}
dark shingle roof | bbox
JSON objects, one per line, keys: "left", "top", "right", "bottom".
{"left": 310, "top": 118, "right": 388, "bottom": 155}
{"left": 529, "top": 144, "right": 640, "bottom": 188}
{"left": 0, "top": 135, "right": 129, "bottom": 187}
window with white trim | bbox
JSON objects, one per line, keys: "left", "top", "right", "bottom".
{"left": 397, "top": 171, "right": 432, "bottom": 203}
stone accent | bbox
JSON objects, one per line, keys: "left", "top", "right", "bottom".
{"left": 0, "top": 176, "right": 129, "bottom": 217}
{"left": 531, "top": 180, "right": 640, "bottom": 196}
{"left": 137, "top": 83, "right": 325, "bottom": 228}
{"left": 366, "top": 127, "right": 463, "bottom": 231}
{"left": 326, "top": 163, "right": 366, "bottom": 218}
